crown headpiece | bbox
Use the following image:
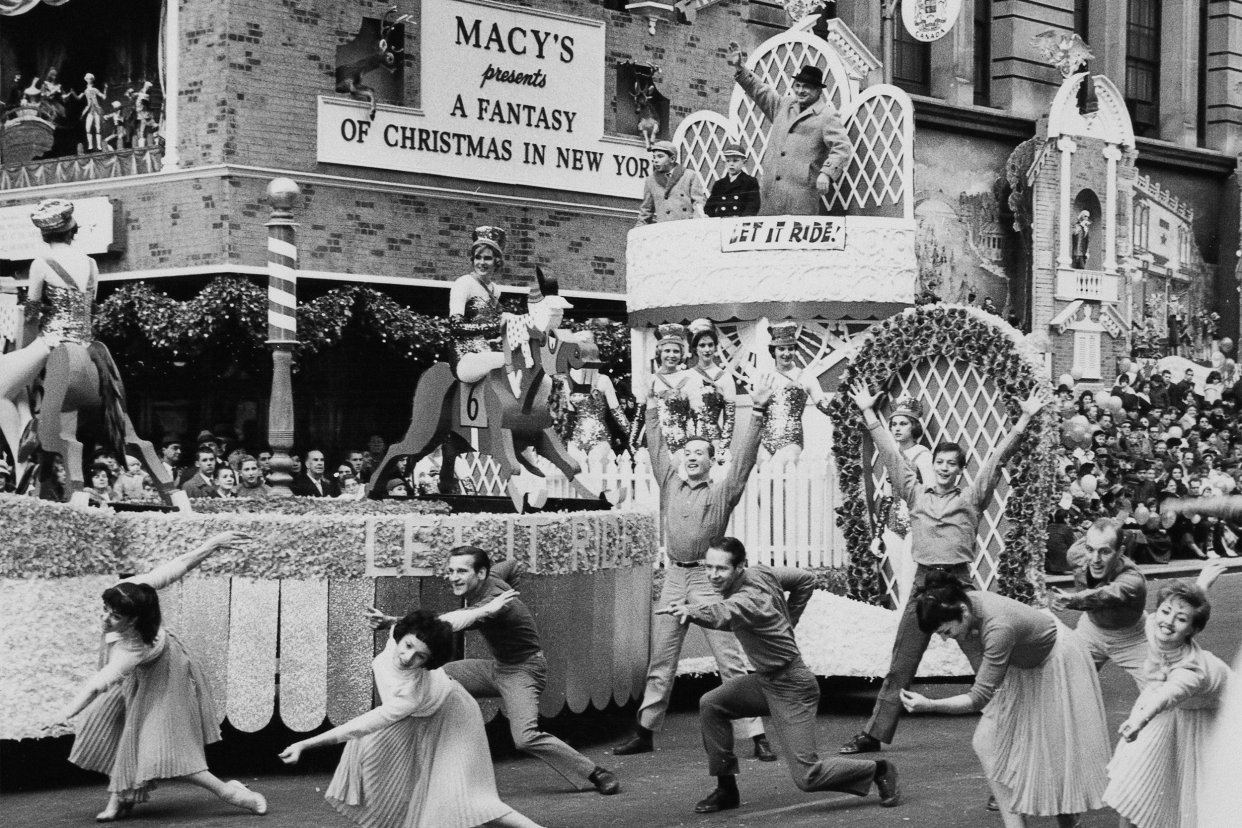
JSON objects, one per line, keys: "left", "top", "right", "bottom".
{"left": 768, "top": 322, "right": 799, "bottom": 348}
{"left": 890, "top": 394, "right": 924, "bottom": 421}
{"left": 471, "top": 225, "right": 506, "bottom": 255}
{"left": 31, "top": 199, "right": 76, "bottom": 232}
{"left": 655, "top": 323, "right": 689, "bottom": 350}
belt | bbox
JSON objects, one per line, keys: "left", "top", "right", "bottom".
{"left": 672, "top": 559, "right": 701, "bottom": 568}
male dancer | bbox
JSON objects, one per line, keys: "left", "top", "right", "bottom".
{"left": 840, "top": 381, "right": 1050, "bottom": 754}
{"left": 367, "top": 547, "right": 619, "bottom": 796}
{"left": 614, "top": 382, "right": 777, "bottom": 761}
{"left": 660, "top": 536, "right": 899, "bottom": 813}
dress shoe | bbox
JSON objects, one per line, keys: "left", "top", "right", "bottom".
{"left": 95, "top": 802, "right": 133, "bottom": 823}
{"left": 752, "top": 736, "right": 777, "bottom": 762}
{"left": 987, "top": 794, "right": 999, "bottom": 811}
{"left": 694, "top": 786, "right": 740, "bottom": 813}
{"left": 613, "top": 734, "right": 653, "bottom": 755}
{"left": 589, "top": 767, "right": 621, "bottom": 795}
{"left": 839, "top": 732, "right": 881, "bottom": 754}
{"left": 222, "top": 780, "right": 267, "bottom": 815}
{"left": 874, "top": 760, "right": 900, "bottom": 807}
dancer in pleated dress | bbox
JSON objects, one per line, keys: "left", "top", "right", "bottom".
{"left": 1104, "top": 573, "right": 1232, "bottom": 828}
{"left": 49, "top": 530, "right": 266, "bottom": 822}
{"left": 899, "top": 571, "right": 1111, "bottom": 828}
{"left": 279, "top": 609, "right": 546, "bottom": 828}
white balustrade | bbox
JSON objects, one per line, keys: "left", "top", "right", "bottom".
{"left": 1055, "top": 268, "right": 1119, "bottom": 302}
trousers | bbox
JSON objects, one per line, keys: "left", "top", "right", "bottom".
{"left": 864, "top": 562, "right": 972, "bottom": 743}
{"left": 443, "top": 652, "right": 596, "bottom": 790}
{"left": 700, "top": 658, "right": 877, "bottom": 795}
{"left": 1074, "top": 612, "right": 1147, "bottom": 686}
{"left": 638, "top": 564, "right": 762, "bottom": 736}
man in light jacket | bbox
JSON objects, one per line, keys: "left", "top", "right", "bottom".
{"left": 726, "top": 42, "right": 850, "bottom": 216}
{"left": 636, "top": 140, "right": 706, "bottom": 226}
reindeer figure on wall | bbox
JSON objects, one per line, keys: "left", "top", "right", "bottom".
{"left": 335, "top": 5, "right": 414, "bottom": 121}
{"left": 630, "top": 64, "right": 663, "bottom": 149}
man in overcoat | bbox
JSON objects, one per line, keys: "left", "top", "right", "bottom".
{"left": 726, "top": 42, "right": 850, "bottom": 216}
{"left": 636, "top": 140, "right": 706, "bottom": 226}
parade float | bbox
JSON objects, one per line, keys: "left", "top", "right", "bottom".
{"left": 627, "top": 16, "right": 1055, "bottom": 679}
{"left": 0, "top": 195, "right": 655, "bottom": 742}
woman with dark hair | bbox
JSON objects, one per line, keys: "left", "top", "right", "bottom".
{"left": 686, "top": 324, "right": 736, "bottom": 461}
{"left": 48, "top": 530, "right": 264, "bottom": 821}
{"left": 86, "top": 461, "right": 117, "bottom": 504}
{"left": 279, "top": 608, "right": 546, "bottom": 828}
{"left": 899, "top": 571, "right": 1110, "bottom": 828}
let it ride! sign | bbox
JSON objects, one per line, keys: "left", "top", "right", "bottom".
{"left": 720, "top": 216, "right": 846, "bottom": 252}
{"left": 317, "top": 0, "right": 651, "bottom": 199}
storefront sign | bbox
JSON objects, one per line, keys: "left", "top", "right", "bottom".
{"left": 0, "top": 197, "right": 121, "bottom": 261}
{"left": 900, "top": 0, "right": 961, "bottom": 43}
{"left": 317, "top": 0, "right": 651, "bottom": 199}
{"left": 720, "top": 216, "right": 846, "bottom": 252}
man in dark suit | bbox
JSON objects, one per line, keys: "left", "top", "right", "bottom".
{"left": 705, "top": 142, "right": 761, "bottom": 218}
{"left": 290, "top": 448, "right": 339, "bottom": 497}
{"left": 179, "top": 446, "right": 219, "bottom": 499}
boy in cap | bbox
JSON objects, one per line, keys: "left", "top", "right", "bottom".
{"left": 705, "top": 143, "right": 761, "bottom": 218}
{"left": 636, "top": 140, "right": 706, "bottom": 226}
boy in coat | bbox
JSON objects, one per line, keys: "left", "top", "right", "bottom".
{"left": 636, "top": 141, "right": 706, "bottom": 226}
{"left": 705, "top": 142, "right": 761, "bottom": 218}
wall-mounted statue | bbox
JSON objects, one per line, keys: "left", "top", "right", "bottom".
{"left": 629, "top": 65, "right": 663, "bottom": 148}
{"left": 335, "top": 6, "right": 415, "bottom": 121}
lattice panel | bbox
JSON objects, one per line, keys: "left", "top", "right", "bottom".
{"left": 826, "top": 87, "right": 914, "bottom": 217}
{"left": 676, "top": 111, "right": 735, "bottom": 195}
{"left": 866, "top": 357, "right": 1012, "bottom": 598}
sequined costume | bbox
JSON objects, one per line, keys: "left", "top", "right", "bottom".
{"left": 449, "top": 291, "right": 503, "bottom": 366}
{"left": 567, "top": 381, "right": 611, "bottom": 454}
{"left": 691, "top": 366, "right": 736, "bottom": 451}
{"left": 40, "top": 281, "right": 95, "bottom": 343}
{"left": 760, "top": 377, "right": 808, "bottom": 455}
{"left": 631, "top": 372, "right": 694, "bottom": 453}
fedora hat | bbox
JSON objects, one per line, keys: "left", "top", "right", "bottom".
{"left": 791, "top": 65, "right": 826, "bottom": 88}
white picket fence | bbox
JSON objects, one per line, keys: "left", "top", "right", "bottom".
{"left": 459, "top": 450, "right": 848, "bottom": 570}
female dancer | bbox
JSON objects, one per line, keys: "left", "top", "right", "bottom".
{"left": 686, "top": 326, "right": 736, "bottom": 463}
{"left": 1104, "top": 569, "right": 1231, "bottom": 828}
{"left": 48, "top": 530, "right": 266, "bottom": 821}
{"left": 875, "top": 394, "right": 935, "bottom": 607}
{"left": 449, "top": 227, "right": 507, "bottom": 384}
{"left": 560, "top": 329, "right": 629, "bottom": 468}
{"left": 900, "top": 571, "right": 1110, "bottom": 828}
{"left": 629, "top": 324, "right": 694, "bottom": 455}
{"left": 761, "top": 322, "right": 829, "bottom": 468}
{"left": 279, "top": 609, "right": 545, "bottom": 828}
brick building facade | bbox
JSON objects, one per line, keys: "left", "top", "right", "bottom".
{"left": 1, "top": 0, "right": 1240, "bottom": 449}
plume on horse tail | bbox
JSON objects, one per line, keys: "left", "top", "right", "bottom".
{"left": 87, "top": 342, "right": 129, "bottom": 461}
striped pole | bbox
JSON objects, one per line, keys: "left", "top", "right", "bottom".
{"left": 265, "top": 178, "right": 301, "bottom": 496}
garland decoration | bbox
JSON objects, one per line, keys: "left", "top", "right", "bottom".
{"left": 826, "top": 305, "right": 1058, "bottom": 605}
{"left": 94, "top": 277, "right": 631, "bottom": 382}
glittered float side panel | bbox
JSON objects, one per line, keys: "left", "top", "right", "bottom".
{"left": 278, "top": 579, "right": 328, "bottom": 733}
{"left": 177, "top": 576, "right": 231, "bottom": 724}
{"left": 326, "top": 579, "right": 376, "bottom": 725}
{"left": 560, "top": 571, "right": 595, "bottom": 715}
{"left": 589, "top": 567, "right": 616, "bottom": 710}
{"left": 226, "top": 578, "right": 279, "bottom": 732}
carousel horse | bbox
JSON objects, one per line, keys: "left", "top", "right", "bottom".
{"left": 30, "top": 340, "right": 189, "bottom": 509}
{"left": 367, "top": 288, "right": 623, "bottom": 512}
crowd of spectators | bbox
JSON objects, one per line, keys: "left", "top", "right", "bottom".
{"left": 0, "top": 429, "right": 448, "bottom": 504}
{"left": 1046, "top": 359, "right": 1242, "bottom": 572}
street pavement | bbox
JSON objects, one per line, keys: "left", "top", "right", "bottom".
{"left": 4, "top": 572, "right": 1239, "bottom": 828}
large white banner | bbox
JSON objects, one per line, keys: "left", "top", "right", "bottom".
{"left": 317, "top": 0, "right": 651, "bottom": 199}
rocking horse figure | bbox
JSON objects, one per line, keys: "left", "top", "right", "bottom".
{"left": 0, "top": 200, "right": 190, "bottom": 509}
{"left": 366, "top": 230, "right": 622, "bottom": 510}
